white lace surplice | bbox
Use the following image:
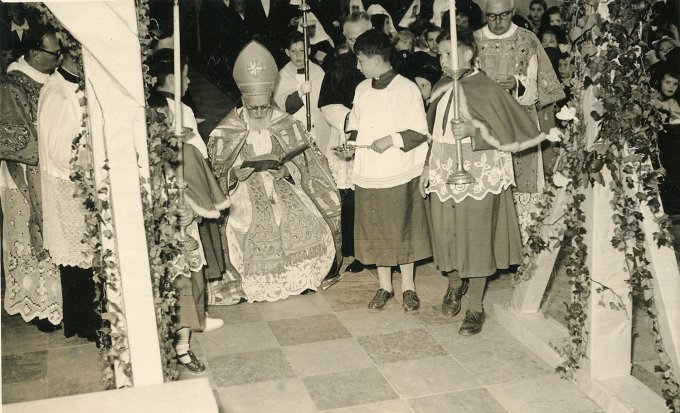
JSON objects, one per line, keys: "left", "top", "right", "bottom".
{"left": 2, "top": 187, "right": 63, "bottom": 324}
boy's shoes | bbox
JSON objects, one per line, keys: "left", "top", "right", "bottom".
{"left": 442, "top": 280, "right": 469, "bottom": 317}
{"left": 402, "top": 290, "right": 420, "bottom": 312}
{"left": 203, "top": 316, "right": 224, "bottom": 332}
{"left": 345, "top": 259, "right": 365, "bottom": 273}
{"left": 177, "top": 350, "right": 206, "bottom": 374}
{"left": 368, "top": 288, "right": 394, "bottom": 311}
{"left": 459, "top": 309, "right": 486, "bottom": 336}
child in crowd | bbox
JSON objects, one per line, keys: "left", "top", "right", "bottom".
{"left": 348, "top": 29, "right": 431, "bottom": 312}
{"left": 653, "top": 65, "right": 680, "bottom": 124}
{"left": 538, "top": 25, "right": 571, "bottom": 53}
{"left": 394, "top": 30, "right": 415, "bottom": 52}
{"left": 273, "top": 31, "right": 330, "bottom": 154}
{"left": 413, "top": 65, "right": 441, "bottom": 109}
{"left": 540, "top": 6, "right": 563, "bottom": 29}
{"left": 421, "top": 30, "right": 552, "bottom": 335}
{"left": 527, "top": 0, "right": 547, "bottom": 33}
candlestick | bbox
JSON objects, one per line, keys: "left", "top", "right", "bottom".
{"left": 449, "top": 0, "right": 458, "bottom": 71}
{"left": 173, "top": 0, "right": 182, "bottom": 137}
{"left": 445, "top": 0, "right": 475, "bottom": 185}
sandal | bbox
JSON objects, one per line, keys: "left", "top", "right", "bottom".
{"left": 185, "top": 350, "right": 205, "bottom": 368}
{"left": 177, "top": 351, "right": 206, "bottom": 374}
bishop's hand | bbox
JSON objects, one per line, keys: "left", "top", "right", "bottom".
{"left": 234, "top": 166, "right": 255, "bottom": 182}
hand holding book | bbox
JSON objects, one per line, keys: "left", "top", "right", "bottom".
{"left": 239, "top": 143, "right": 309, "bottom": 173}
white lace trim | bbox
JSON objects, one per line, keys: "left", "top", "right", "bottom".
{"left": 42, "top": 175, "right": 93, "bottom": 268}
{"left": 2, "top": 187, "right": 63, "bottom": 324}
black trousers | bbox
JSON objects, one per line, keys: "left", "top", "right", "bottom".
{"left": 340, "top": 188, "right": 356, "bottom": 257}
{"left": 60, "top": 265, "right": 101, "bottom": 339}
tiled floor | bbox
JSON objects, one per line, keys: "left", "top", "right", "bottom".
{"left": 192, "top": 263, "right": 602, "bottom": 412}
{"left": 2, "top": 262, "right": 606, "bottom": 412}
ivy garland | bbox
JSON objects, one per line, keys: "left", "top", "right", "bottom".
{"left": 136, "top": 0, "right": 185, "bottom": 381}
{"left": 520, "top": 0, "right": 679, "bottom": 409}
{"left": 593, "top": 1, "right": 679, "bottom": 408}
{"left": 27, "top": 3, "right": 129, "bottom": 388}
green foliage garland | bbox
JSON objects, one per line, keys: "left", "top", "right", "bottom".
{"left": 27, "top": 3, "right": 129, "bottom": 388}
{"left": 519, "top": 0, "right": 679, "bottom": 408}
{"left": 593, "top": 1, "right": 679, "bottom": 408}
{"left": 136, "top": 0, "right": 185, "bottom": 381}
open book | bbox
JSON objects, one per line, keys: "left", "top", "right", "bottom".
{"left": 240, "top": 143, "right": 309, "bottom": 172}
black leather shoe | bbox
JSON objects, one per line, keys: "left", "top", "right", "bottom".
{"left": 442, "top": 280, "right": 468, "bottom": 317}
{"left": 368, "top": 288, "right": 394, "bottom": 311}
{"left": 402, "top": 290, "right": 420, "bottom": 312}
{"left": 459, "top": 309, "right": 486, "bottom": 336}
{"left": 31, "top": 318, "right": 61, "bottom": 333}
{"left": 345, "top": 259, "right": 365, "bottom": 273}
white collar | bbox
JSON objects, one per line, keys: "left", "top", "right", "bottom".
{"left": 11, "top": 20, "right": 29, "bottom": 31}
{"left": 7, "top": 56, "right": 51, "bottom": 84}
{"left": 481, "top": 23, "right": 518, "bottom": 40}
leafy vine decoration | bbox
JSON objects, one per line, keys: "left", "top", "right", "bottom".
{"left": 593, "top": 1, "right": 679, "bottom": 408}
{"left": 27, "top": 3, "right": 129, "bottom": 388}
{"left": 136, "top": 0, "right": 186, "bottom": 381}
{"left": 519, "top": 0, "right": 679, "bottom": 408}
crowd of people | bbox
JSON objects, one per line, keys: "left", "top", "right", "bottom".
{"left": 1, "top": 0, "right": 679, "bottom": 375}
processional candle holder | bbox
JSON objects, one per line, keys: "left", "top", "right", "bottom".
{"left": 299, "top": 0, "right": 313, "bottom": 132}
{"left": 444, "top": 0, "right": 475, "bottom": 186}
{"left": 173, "top": 0, "right": 199, "bottom": 252}
{"left": 445, "top": 67, "right": 476, "bottom": 185}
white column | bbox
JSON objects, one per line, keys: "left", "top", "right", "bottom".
{"left": 46, "top": 0, "right": 163, "bottom": 386}
{"left": 583, "top": 172, "right": 633, "bottom": 378}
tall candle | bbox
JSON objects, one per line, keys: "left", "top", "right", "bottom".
{"left": 173, "top": 0, "right": 182, "bottom": 136}
{"left": 449, "top": 0, "right": 458, "bottom": 71}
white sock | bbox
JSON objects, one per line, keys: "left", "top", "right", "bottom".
{"left": 175, "top": 328, "right": 191, "bottom": 362}
{"left": 400, "top": 263, "right": 415, "bottom": 292}
{"left": 377, "top": 266, "right": 393, "bottom": 292}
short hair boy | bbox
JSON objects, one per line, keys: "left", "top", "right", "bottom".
{"left": 348, "top": 29, "right": 432, "bottom": 312}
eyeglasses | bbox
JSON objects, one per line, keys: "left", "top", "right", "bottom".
{"left": 486, "top": 9, "right": 514, "bottom": 22}
{"left": 36, "top": 47, "right": 62, "bottom": 58}
{"left": 244, "top": 104, "right": 271, "bottom": 111}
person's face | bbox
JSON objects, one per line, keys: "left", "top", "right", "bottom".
{"left": 529, "top": 3, "right": 545, "bottom": 24}
{"left": 414, "top": 76, "right": 432, "bottom": 100}
{"left": 485, "top": 1, "right": 515, "bottom": 36}
{"left": 456, "top": 14, "right": 470, "bottom": 31}
{"left": 659, "top": 40, "right": 675, "bottom": 60}
{"left": 549, "top": 12, "right": 563, "bottom": 27}
{"left": 541, "top": 33, "right": 557, "bottom": 49}
{"left": 426, "top": 31, "right": 441, "bottom": 54}
{"left": 33, "top": 33, "right": 62, "bottom": 73}
{"left": 286, "top": 41, "right": 306, "bottom": 69}
{"left": 396, "top": 35, "right": 412, "bottom": 51}
{"left": 558, "top": 58, "right": 572, "bottom": 80}
{"left": 382, "top": 17, "right": 392, "bottom": 36}
{"left": 356, "top": 52, "right": 382, "bottom": 79}
{"left": 181, "top": 64, "right": 190, "bottom": 96}
{"left": 438, "top": 40, "right": 471, "bottom": 74}
{"left": 307, "top": 24, "right": 317, "bottom": 39}
{"left": 343, "top": 20, "right": 371, "bottom": 51}
{"left": 243, "top": 94, "right": 272, "bottom": 119}
{"left": 661, "top": 74, "right": 679, "bottom": 98}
